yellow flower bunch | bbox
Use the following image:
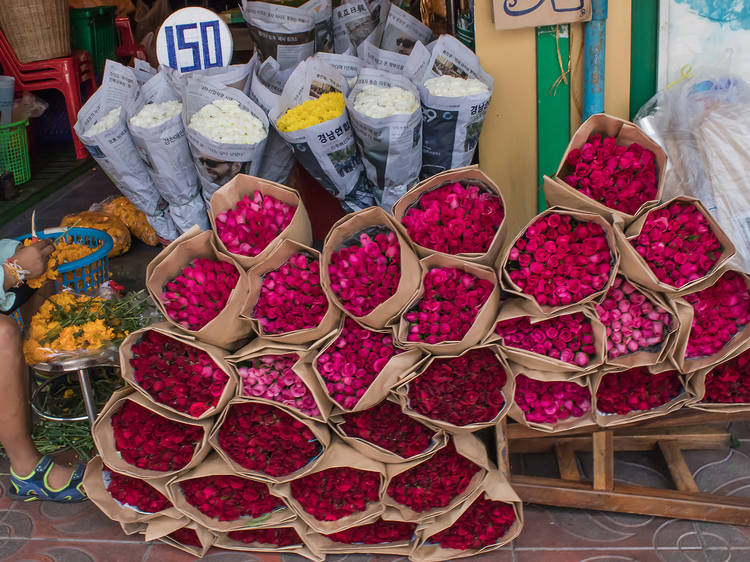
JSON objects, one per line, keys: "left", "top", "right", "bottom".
{"left": 101, "top": 196, "right": 158, "bottom": 246}
{"left": 277, "top": 92, "right": 346, "bottom": 132}
{"left": 24, "top": 239, "right": 95, "bottom": 289}
{"left": 60, "top": 211, "right": 131, "bottom": 257}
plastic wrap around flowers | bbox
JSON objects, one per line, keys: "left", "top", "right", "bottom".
{"left": 111, "top": 401, "right": 203, "bottom": 472}
{"left": 326, "top": 518, "right": 416, "bottom": 545}
{"left": 630, "top": 200, "right": 722, "bottom": 289}
{"left": 104, "top": 466, "right": 171, "bottom": 513}
{"left": 596, "top": 368, "right": 682, "bottom": 415}
{"left": 180, "top": 475, "right": 282, "bottom": 522}
{"left": 328, "top": 228, "right": 401, "bottom": 317}
{"left": 289, "top": 467, "right": 381, "bottom": 521}
{"left": 161, "top": 258, "right": 239, "bottom": 331}
{"left": 217, "top": 402, "right": 322, "bottom": 477}
{"left": 406, "top": 348, "right": 507, "bottom": 427}
{"left": 563, "top": 134, "right": 658, "bottom": 215}
{"left": 404, "top": 267, "right": 493, "bottom": 344}
{"left": 130, "top": 331, "right": 228, "bottom": 418}
{"left": 427, "top": 495, "right": 516, "bottom": 551}
{"left": 514, "top": 375, "right": 591, "bottom": 425}
{"left": 594, "top": 276, "right": 672, "bottom": 359}
{"left": 684, "top": 271, "right": 750, "bottom": 359}
{"left": 494, "top": 312, "right": 595, "bottom": 367}
{"left": 401, "top": 182, "right": 504, "bottom": 255}
{"left": 506, "top": 212, "right": 612, "bottom": 308}
{"left": 227, "top": 528, "right": 302, "bottom": 547}
{"left": 215, "top": 192, "right": 295, "bottom": 258}
{"left": 702, "top": 347, "right": 750, "bottom": 403}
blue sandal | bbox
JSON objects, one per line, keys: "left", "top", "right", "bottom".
{"left": 9, "top": 455, "right": 87, "bottom": 502}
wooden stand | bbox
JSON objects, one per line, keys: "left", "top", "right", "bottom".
{"left": 497, "top": 410, "right": 750, "bottom": 525}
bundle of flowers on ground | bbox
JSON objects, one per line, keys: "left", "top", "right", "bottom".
{"left": 688, "top": 345, "right": 750, "bottom": 410}
{"left": 227, "top": 527, "right": 302, "bottom": 547}
{"left": 319, "top": 514, "right": 417, "bottom": 555}
{"left": 216, "top": 520, "right": 321, "bottom": 560}
{"left": 511, "top": 370, "right": 593, "bottom": 431}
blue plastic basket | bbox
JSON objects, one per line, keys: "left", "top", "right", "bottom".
{"left": 15, "top": 227, "right": 114, "bottom": 293}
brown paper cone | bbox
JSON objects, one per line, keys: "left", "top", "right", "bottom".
{"left": 214, "top": 519, "right": 323, "bottom": 561}
{"left": 507, "top": 363, "right": 596, "bottom": 433}
{"left": 320, "top": 207, "right": 421, "bottom": 329}
{"left": 273, "top": 440, "right": 386, "bottom": 535}
{"left": 544, "top": 114, "right": 668, "bottom": 224}
{"left": 208, "top": 174, "right": 312, "bottom": 270}
{"left": 243, "top": 239, "right": 341, "bottom": 345}
{"left": 118, "top": 323, "right": 237, "bottom": 421}
{"left": 614, "top": 196, "right": 736, "bottom": 296}
{"left": 208, "top": 397, "right": 331, "bottom": 483}
{"left": 166, "top": 453, "right": 295, "bottom": 532}
{"left": 156, "top": 521, "right": 215, "bottom": 558}
{"left": 498, "top": 206, "right": 620, "bottom": 315}
{"left": 144, "top": 515, "right": 191, "bottom": 542}
{"left": 382, "top": 433, "right": 491, "bottom": 522}
{"left": 686, "top": 336, "right": 750, "bottom": 413}
{"left": 145, "top": 226, "right": 253, "bottom": 350}
{"left": 312, "top": 316, "right": 425, "bottom": 413}
{"left": 119, "top": 521, "right": 146, "bottom": 536}
{"left": 393, "top": 344, "right": 515, "bottom": 433}
{"left": 412, "top": 470, "right": 524, "bottom": 562}
{"left": 392, "top": 165, "right": 509, "bottom": 266}
{"left": 396, "top": 254, "right": 500, "bottom": 355}
{"left": 92, "top": 388, "right": 212, "bottom": 479}
{"left": 483, "top": 299, "right": 606, "bottom": 375}
{"left": 226, "top": 338, "right": 333, "bottom": 423}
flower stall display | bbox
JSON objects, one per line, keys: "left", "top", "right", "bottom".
{"left": 313, "top": 317, "right": 422, "bottom": 412}
{"left": 397, "top": 255, "right": 499, "bottom": 354}
{"left": 119, "top": 324, "right": 236, "bottom": 420}
{"left": 214, "top": 520, "right": 322, "bottom": 561}
{"left": 500, "top": 207, "right": 618, "bottom": 314}
{"left": 392, "top": 167, "right": 507, "bottom": 265}
{"left": 208, "top": 175, "right": 312, "bottom": 269}
{"left": 688, "top": 344, "right": 750, "bottom": 412}
{"left": 274, "top": 441, "right": 387, "bottom": 534}
{"left": 383, "top": 435, "right": 490, "bottom": 521}
{"left": 544, "top": 114, "right": 667, "bottom": 222}
{"left": 395, "top": 346, "right": 513, "bottom": 432}
{"left": 158, "top": 523, "right": 215, "bottom": 557}
{"left": 321, "top": 207, "right": 421, "bottom": 329}
{"left": 614, "top": 196, "right": 735, "bottom": 294}
{"left": 331, "top": 399, "right": 446, "bottom": 463}
{"left": 227, "top": 339, "right": 332, "bottom": 422}
{"left": 146, "top": 227, "right": 252, "bottom": 349}
{"left": 310, "top": 509, "right": 417, "bottom": 557}
{"left": 244, "top": 240, "right": 340, "bottom": 344}
{"left": 92, "top": 389, "right": 212, "bottom": 479}
{"left": 592, "top": 367, "right": 688, "bottom": 426}
{"left": 488, "top": 300, "right": 605, "bottom": 373}
{"left": 209, "top": 399, "right": 331, "bottom": 483}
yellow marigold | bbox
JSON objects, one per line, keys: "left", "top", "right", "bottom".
{"left": 25, "top": 239, "right": 96, "bottom": 289}
{"left": 101, "top": 196, "right": 158, "bottom": 246}
{"left": 277, "top": 92, "right": 346, "bottom": 132}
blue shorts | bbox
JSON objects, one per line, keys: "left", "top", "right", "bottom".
{"left": 2, "top": 284, "right": 35, "bottom": 315}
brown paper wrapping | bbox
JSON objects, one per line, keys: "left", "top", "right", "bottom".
{"left": 544, "top": 114, "right": 668, "bottom": 224}
{"left": 329, "top": 397, "right": 447, "bottom": 463}
{"left": 83, "top": 456, "right": 183, "bottom": 527}
{"left": 156, "top": 521, "right": 215, "bottom": 558}
{"left": 166, "top": 453, "right": 295, "bottom": 532}
{"left": 320, "top": 207, "right": 421, "bottom": 329}
{"left": 208, "top": 397, "right": 331, "bottom": 483}
{"left": 143, "top": 515, "right": 191, "bottom": 542}
{"left": 243, "top": 239, "right": 341, "bottom": 345}
{"left": 591, "top": 367, "right": 690, "bottom": 427}
{"left": 396, "top": 254, "right": 500, "bottom": 355}
{"left": 145, "top": 226, "right": 253, "bottom": 350}
{"left": 507, "top": 363, "right": 596, "bottom": 433}
{"left": 92, "top": 388, "right": 212, "bottom": 479}
{"left": 686, "top": 336, "right": 750, "bottom": 413}
{"left": 118, "top": 322, "right": 237, "bottom": 421}
{"left": 392, "top": 165, "right": 509, "bottom": 266}
{"left": 412, "top": 470, "right": 524, "bottom": 562}
{"left": 393, "top": 344, "right": 515, "bottom": 433}
{"left": 273, "top": 440, "right": 386, "bottom": 534}
{"left": 214, "top": 519, "right": 323, "bottom": 561}
{"left": 119, "top": 521, "right": 146, "bottom": 536}
{"left": 226, "top": 338, "right": 333, "bottom": 423}
{"left": 382, "top": 433, "right": 491, "bottom": 522}
{"left": 613, "top": 196, "right": 736, "bottom": 296}
{"left": 483, "top": 299, "right": 606, "bottom": 375}
{"left": 208, "top": 174, "right": 313, "bottom": 270}
{"left": 312, "top": 317, "right": 425, "bottom": 413}
{"left": 498, "top": 206, "right": 620, "bottom": 315}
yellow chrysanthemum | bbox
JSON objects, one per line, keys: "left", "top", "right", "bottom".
{"left": 276, "top": 92, "right": 346, "bottom": 132}
{"left": 25, "top": 239, "right": 96, "bottom": 289}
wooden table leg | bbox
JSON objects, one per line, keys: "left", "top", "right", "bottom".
{"left": 593, "top": 430, "right": 614, "bottom": 491}
{"left": 659, "top": 441, "right": 699, "bottom": 493}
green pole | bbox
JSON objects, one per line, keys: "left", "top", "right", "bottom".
{"left": 629, "top": 0, "right": 659, "bottom": 119}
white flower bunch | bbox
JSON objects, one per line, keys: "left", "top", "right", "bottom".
{"left": 424, "top": 76, "right": 489, "bottom": 97}
{"left": 353, "top": 85, "right": 419, "bottom": 119}
{"left": 188, "top": 99, "right": 267, "bottom": 145}
{"left": 129, "top": 100, "right": 182, "bottom": 129}
{"left": 84, "top": 107, "right": 122, "bottom": 136}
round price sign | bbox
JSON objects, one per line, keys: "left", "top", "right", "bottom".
{"left": 156, "top": 7, "right": 233, "bottom": 73}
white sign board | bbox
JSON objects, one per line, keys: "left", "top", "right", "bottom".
{"left": 157, "top": 7, "right": 233, "bottom": 73}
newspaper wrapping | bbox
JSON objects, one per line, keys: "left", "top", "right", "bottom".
{"left": 164, "top": 56, "right": 258, "bottom": 99}
{"left": 332, "top": 0, "right": 376, "bottom": 54}
{"left": 313, "top": 50, "right": 363, "bottom": 87}
{"left": 304, "top": 0, "right": 334, "bottom": 53}
{"left": 241, "top": 1, "right": 316, "bottom": 69}
{"left": 133, "top": 58, "right": 157, "bottom": 86}
{"left": 378, "top": 3, "right": 432, "bottom": 55}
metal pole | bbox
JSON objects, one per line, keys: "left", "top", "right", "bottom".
{"left": 77, "top": 369, "right": 98, "bottom": 426}
{"left": 583, "top": 0, "right": 608, "bottom": 119}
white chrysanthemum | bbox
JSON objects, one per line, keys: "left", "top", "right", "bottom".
{"left": 353, "top": 85, "right": 419, "bottom": 118}
{"left": 129, "top": 100, "right": 182, "bottom": 128}
{"left": 84, "top": 107, "right": 121, "bottom": 136}
{"left": 188, "top": 99, "right": 267, "bottom": 145}
{"left": 424, "top": 76, "right": 489, "bottom": 97}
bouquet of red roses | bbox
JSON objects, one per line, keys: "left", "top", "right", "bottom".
{"left": 318, "top": 513, "right": 417, "bottom": 556}
{"left": 511, "top": 370, "right": 593, "bottom": 432}
{"left": 216, "top": 519, "right": 321, "bottom": 559}
{"left": 690, "top": 346, "right": 750, "bottom": 408}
